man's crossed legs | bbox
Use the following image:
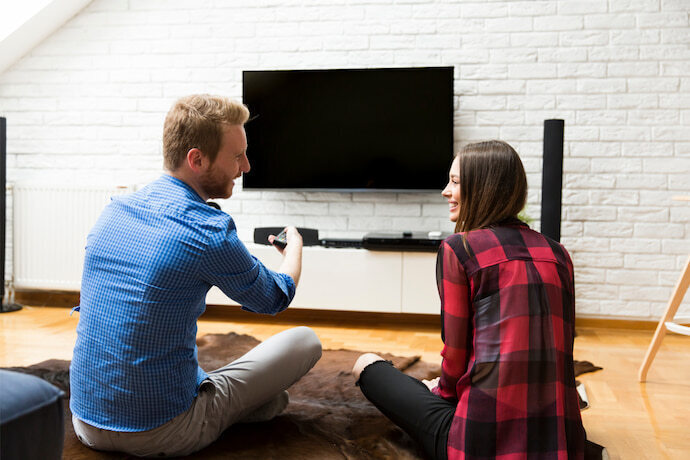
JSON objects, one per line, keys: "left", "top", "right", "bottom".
{"left": 73, "top": 327, "right": 322, "bottom": 457}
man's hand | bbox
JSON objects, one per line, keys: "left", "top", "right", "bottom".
{"left": 273, "top": 226, "right": 303, "bottom": 286}
{"left": 269, "top": 227, "right": 303, "bottom": 253}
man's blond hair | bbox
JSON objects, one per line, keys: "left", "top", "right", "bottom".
{"left": 163, "top": 94, "right": 250, "bottom": 171}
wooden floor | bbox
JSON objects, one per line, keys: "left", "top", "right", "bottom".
{"left": 2, "top": 305, "right": 689, "bottom": 459}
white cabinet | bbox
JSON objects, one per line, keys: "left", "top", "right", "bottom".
{"left": 206, "top": 244, "right": 439, "bottom": 314}
{"left": 401, "top": 252, "right": 440, "bottom": 314}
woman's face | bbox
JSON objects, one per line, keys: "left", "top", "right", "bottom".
{"left": 441, "top": 156, "right": 460, "bottom": 222}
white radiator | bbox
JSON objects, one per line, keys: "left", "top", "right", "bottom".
{"left": 12, "top": 184, "right": 134, "bottom": 290}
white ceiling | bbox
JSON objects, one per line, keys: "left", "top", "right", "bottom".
{"left": 0, "top": 0, "right": 93, "bottom": 74}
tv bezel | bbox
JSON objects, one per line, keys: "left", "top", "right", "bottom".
{"left": 241, "top": 66, "right": 455, "bottom": 193}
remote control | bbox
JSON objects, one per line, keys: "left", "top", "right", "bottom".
{"left": 272, "top": 230, "right": 288, "bottom": 249}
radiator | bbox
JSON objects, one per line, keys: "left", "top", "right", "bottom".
{"left": 12, "top": 184, "right": 134, "bottom": 290}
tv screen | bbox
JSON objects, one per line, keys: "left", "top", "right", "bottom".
{"left": 242, "top": 66, "right": 454, "bottom": 192}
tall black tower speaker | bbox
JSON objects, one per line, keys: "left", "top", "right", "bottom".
{"left": 1, "top": 117, "right": 23, "bottom": 313}
{"left": 540, "top": 119, "right": 564, "bottom": 242}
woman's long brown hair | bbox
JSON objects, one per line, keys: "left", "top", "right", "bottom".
{"left": 454, "top": 140, "right": 527, "bottom": 234}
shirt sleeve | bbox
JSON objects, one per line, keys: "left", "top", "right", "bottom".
{"left": 562, "top": 244, "right": 577, "bottom": 344}
{"left": 432, "top": 239, "right": 472, "bottom": 401}
{"left": 199, "top": 218, "right": 296, "bottom": 314}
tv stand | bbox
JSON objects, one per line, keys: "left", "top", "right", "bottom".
{"left": 206, "top": 243, "right": 440, "bottom": 314}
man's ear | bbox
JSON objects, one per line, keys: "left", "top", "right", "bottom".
{"left": 186, "top": 148, "right": 205, "bottom": 173}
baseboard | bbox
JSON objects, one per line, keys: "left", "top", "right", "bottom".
{"left": 13, "top": 289, "right": 661, "bottom": 330}
{"left": 202, "top": 304, "right": 441, "bottom": 329}
{"left": 575, "top": 316, "right": 658, "bottom": 330}
{"left": 14, "top": 289, "right": 80, "bottom": 308}
{"left": 12, "top": 289, "right": 440, "bottom": 328}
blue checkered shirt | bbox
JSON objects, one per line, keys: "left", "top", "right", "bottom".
{"left": 70, "top": 175, "right": 295, "bottom": 432}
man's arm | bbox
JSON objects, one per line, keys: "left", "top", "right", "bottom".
{"left": 200, "top": 220, "right": 298, "bottom": 315}
{"left": 269, "top": 226, "right": 303, "bottom": 287}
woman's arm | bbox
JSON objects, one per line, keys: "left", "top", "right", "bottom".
{"left": 433, "top": 240, "right": 472, "bottom": 400}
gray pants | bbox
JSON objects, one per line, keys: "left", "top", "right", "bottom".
{"left": 73, "top": 326, "right": 322, "bottom": 457}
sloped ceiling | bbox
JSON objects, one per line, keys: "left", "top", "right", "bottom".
{"left": 0, "top": 0, "right": 93, "bottom": 74}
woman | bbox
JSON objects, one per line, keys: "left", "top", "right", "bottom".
{"left": 353, "top": 140, "right": 585, "bottom": 459}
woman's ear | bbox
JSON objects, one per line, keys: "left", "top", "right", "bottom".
{"left": 186, "top": 148, "right": 205, "bottom": 173}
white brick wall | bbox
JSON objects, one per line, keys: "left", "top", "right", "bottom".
{"left": 1, "top": 0, "right": 688, "bottom": 320}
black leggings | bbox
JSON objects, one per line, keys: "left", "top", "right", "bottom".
{"left": 357, "top": 360, "right": 455, "bottom": 460}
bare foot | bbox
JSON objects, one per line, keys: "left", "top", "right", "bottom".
{"left": 352, "top": 353, "right": 386, "bottom": 380}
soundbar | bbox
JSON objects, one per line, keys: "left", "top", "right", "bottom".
{"left": 253, "top": 227, "right": 320, "bottom": 246}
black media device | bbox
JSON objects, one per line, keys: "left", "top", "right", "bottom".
{"left": 242, "top": 66, "right": 454, "bottom": 192}
{"left": 320, "top": 237, "right": 363, "bottom": 249}
{"left": 362, "top": 231, "right": 451, "bottom": 253}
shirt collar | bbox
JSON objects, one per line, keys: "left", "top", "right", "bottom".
{"left": 160, "top": 174, "right": 206, "bottom": 204}
{"left": 493, "top": 216, "right": 529, "bottom": 228}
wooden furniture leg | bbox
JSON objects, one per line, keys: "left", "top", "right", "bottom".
{"left": 638, "top": 256, "right": 690, "bottom": 382}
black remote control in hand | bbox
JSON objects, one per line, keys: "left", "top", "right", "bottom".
{"left": 272, "top": 230, "right": 287, "bottom": 249}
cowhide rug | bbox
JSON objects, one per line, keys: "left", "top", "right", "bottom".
{"left": 6, "top": 332, "right": 604, "bottom": 459}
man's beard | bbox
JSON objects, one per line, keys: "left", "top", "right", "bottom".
{"left": 200, "top": 167, "right": 234, "bottom": 199}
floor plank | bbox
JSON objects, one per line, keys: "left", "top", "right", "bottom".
{"left": 2, "top": 305, "right": 689, "bottom": 459}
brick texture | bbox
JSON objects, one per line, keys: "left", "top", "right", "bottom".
{"left": 0, "top": 0, "right": 688, "bottom": 320}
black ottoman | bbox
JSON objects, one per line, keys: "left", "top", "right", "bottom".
{"left": 0, "top": 369, "right": 65, "bottom": 460}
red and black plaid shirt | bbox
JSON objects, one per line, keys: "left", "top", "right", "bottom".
{"left": 434, "top": 219, "right": 585, "bottom": 459}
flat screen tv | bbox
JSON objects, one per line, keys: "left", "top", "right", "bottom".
{"left": 242, "top": 66, "right": 454, "bottom": 192}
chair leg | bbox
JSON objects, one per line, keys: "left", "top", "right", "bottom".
{"left": 638, "top": 256, "right": 690, "bottom": 382}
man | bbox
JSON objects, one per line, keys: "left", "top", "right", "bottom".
{"left": 70, "top": 94, "right": 322, "bottom": 457}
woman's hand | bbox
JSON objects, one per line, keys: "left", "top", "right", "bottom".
{"left": 422, "top": 376, "right": 439, "bottom": 391}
